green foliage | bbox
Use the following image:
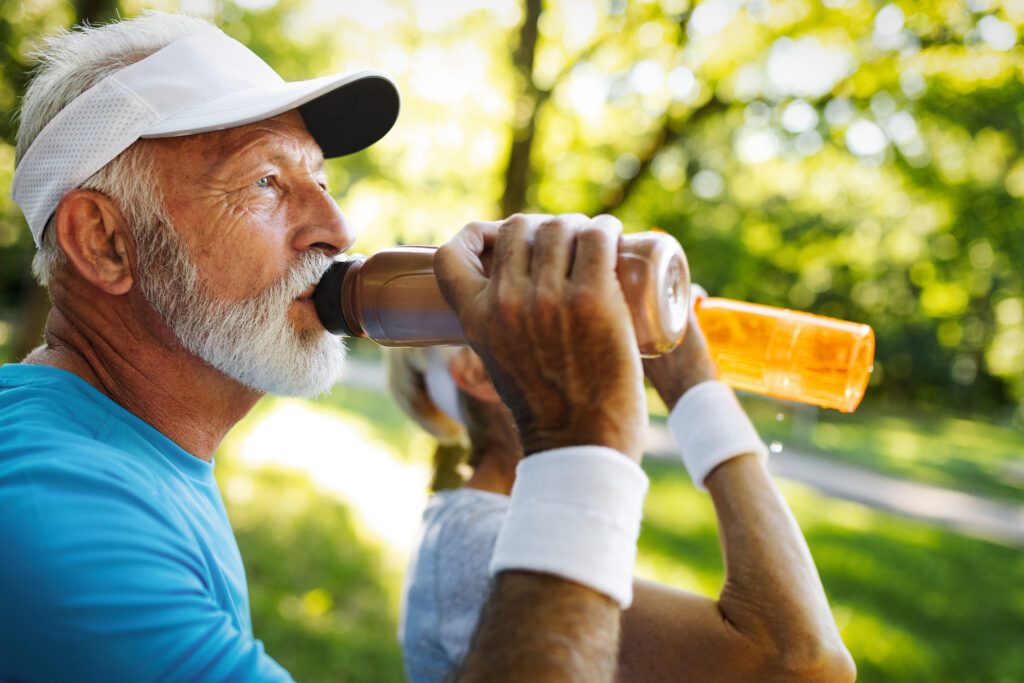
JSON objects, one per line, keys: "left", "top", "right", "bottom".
{"left": 515, "top": 0, "right": 1024, "bottom": 417}
{"left": 3, "top": 0, "right": 1021, "bottom": 418}
{"left": 0, "top": 0, "right": 77, "bottom": 355}
{"left": 216, "top": 457, "right": 406, "bottom": 683}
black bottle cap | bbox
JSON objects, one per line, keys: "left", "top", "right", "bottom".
{"left": 313, "top": 259, "right": 357, "bottom": 336}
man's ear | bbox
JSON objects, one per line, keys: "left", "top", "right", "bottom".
{"left": 52, "top": 188, "right": 135, "bottom": 295}
{"left": 449, "top": 348, "right": 501, "bottom": 404}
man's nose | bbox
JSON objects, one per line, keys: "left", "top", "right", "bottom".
{"left": 292, "top": 183, "right": 356, "bottom": 257}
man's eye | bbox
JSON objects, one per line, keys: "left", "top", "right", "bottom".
{"left": 255, "top": 176, "right": 272, "bottom": 189}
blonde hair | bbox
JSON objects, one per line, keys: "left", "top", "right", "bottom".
{"left": 386, "top": 347, "right": 470, "bottom": 492}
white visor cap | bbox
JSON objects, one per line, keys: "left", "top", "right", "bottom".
{"left": 11, "top": 30, "right": 400, "bottom": 246}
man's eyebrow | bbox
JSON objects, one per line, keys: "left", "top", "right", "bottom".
{"left": 206, "top": 133, "right": 325, "bottom": 176}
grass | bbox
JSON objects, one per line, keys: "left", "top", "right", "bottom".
{"left": 216, "top": 456, "right": 406, "bottom": 683}
{"left": 213, "top": 392, "right": 1024, "bottom": 682}
{"left": 746, "top": 397, "right": 1024, "bottom": 505}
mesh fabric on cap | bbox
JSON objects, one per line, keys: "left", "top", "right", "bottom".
{"left": 13, "top": 78, "right": 159, "bottom": 245}
{"left": 11, "top": 33, "right": 276, "bottom": 245}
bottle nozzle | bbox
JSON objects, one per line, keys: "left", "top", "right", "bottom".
{"left": 314, "top": 258, "right": 361, "bottom": 336}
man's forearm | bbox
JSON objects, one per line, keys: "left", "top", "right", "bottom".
{"left": 707, "top": 455, "right": 855, "bottom": 680}
{"left": 456, "top": 572, "right": 621, "bottom": 682}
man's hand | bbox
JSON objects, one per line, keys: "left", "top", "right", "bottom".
{"left": 438, "top": 213, "right": 649, "bottom": 683}
{"left": 642, "top": 306, "right": 718, "bottom": 410}
{"left": 435, "top": 213, "right": 647, "bottom": 460}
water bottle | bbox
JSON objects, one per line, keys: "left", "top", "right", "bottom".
{"left": 313, "top": 231, "right": 691, "bottom": 356}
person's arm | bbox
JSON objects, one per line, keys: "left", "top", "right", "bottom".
{"left": 616, "top": 311, "right": 856, "bottom": 683}
{"left": 435, "top": 213, "right": 648, "bottom": 683}
{"left": 461, "top": 573, "right": 621, "bottom": 680}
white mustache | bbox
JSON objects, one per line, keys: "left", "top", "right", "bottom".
{"left": 258, "top": 252, "right": 335, "bottom": 304}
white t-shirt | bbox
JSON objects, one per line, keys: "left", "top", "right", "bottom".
{"left": 398, "top": 488, "right": 510, "bottom": 683}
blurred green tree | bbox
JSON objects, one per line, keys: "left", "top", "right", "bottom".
{"left": 493, "top": 0, "right": 1024, "bottom": 419}
{"left": 1, "top": 0, "right": 1022, "bottom": 422}
{"left": 0, "top": 0, "right": 78, "bottom": 359}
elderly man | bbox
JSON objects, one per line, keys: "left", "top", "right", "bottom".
{"left": 1, "top": 11, "right": 657, "bottom": 682}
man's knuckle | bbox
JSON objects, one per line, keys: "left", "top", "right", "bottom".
{"left": 534, "top": 220, "right": 560, "bottom": 239}
{"left": 578, "top": 225, "right": 610, "bottom": 245}
{"left": 502, "top": 214, "right": 528, "bottom": 230}
{"left": 593, "top": 213, "right": 623, "bottom": 228}
{"left": 493, "top": 282, "right": 523, "bottom": 312}
{"left": 531, "top": 287, "right": 560, "bottom": 313}
{"left": 534, "top": 227, "right": 566, "bottom": 251}
{"left": 434, "top": 242, "right": 453, "bottom": 265}
{"left": 568, "top": 285, "right": 601, "bottom": 312}
{"left": 539, "top": 215, "right": 568, "bottom": 230}
{"left": 559, "top": 212, "right": 590, "bottom": 228}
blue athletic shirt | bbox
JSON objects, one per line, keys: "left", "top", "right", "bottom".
{"left": 0, "top": 364, "right": 293, "bottom": 682}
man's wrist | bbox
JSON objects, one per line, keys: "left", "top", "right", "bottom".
{"left": 655, "top": 379, "right": 698, "bottom": 410}
{"left": 667, "top": 380, "right": 768, "bottom": 491}
{"left": 489, "top": 446, "right": 649, "bottom": 608}
{"left": 519, "top": 421, "right": 646, "bottom": 462}
{"left": 653, "top": 367, "right": 717, "bottom": 410}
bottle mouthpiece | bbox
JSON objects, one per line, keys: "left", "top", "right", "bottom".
{"left": 314, "top": 258, "right": 360, "bottom": 336}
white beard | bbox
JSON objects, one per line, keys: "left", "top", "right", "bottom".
{"left": 136, "top": 223, "right": 347, "bottom": 397}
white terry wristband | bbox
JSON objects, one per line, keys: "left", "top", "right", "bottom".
{"left": 667, "top": 380, "right": 768, "bottom": 491}
{"left": 488, "top": 446, "right": 649, "bottom": 609}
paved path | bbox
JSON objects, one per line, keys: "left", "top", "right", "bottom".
{"left": 642, "top": 422, "right": 1024, "bottom": 547}
{"left": 341, "top": 358, "right": 1024, "bottom": 548}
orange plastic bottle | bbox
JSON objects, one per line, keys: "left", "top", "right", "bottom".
{"left": 695, "top": 297, "right": 875, "bottom": 413}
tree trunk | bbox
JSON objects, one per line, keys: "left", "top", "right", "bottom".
{"left": 595, "top": 95, "right": 726, "bottom": 216}
{"left": 499, "top": 0, "right": 543, "bottom": 217}
{"left": 74, "top": 0, "right": 119, "bottom": 24}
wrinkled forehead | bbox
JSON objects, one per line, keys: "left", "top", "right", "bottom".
{"left": 145, "top": 110, "right": 324, "bottom": 179}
